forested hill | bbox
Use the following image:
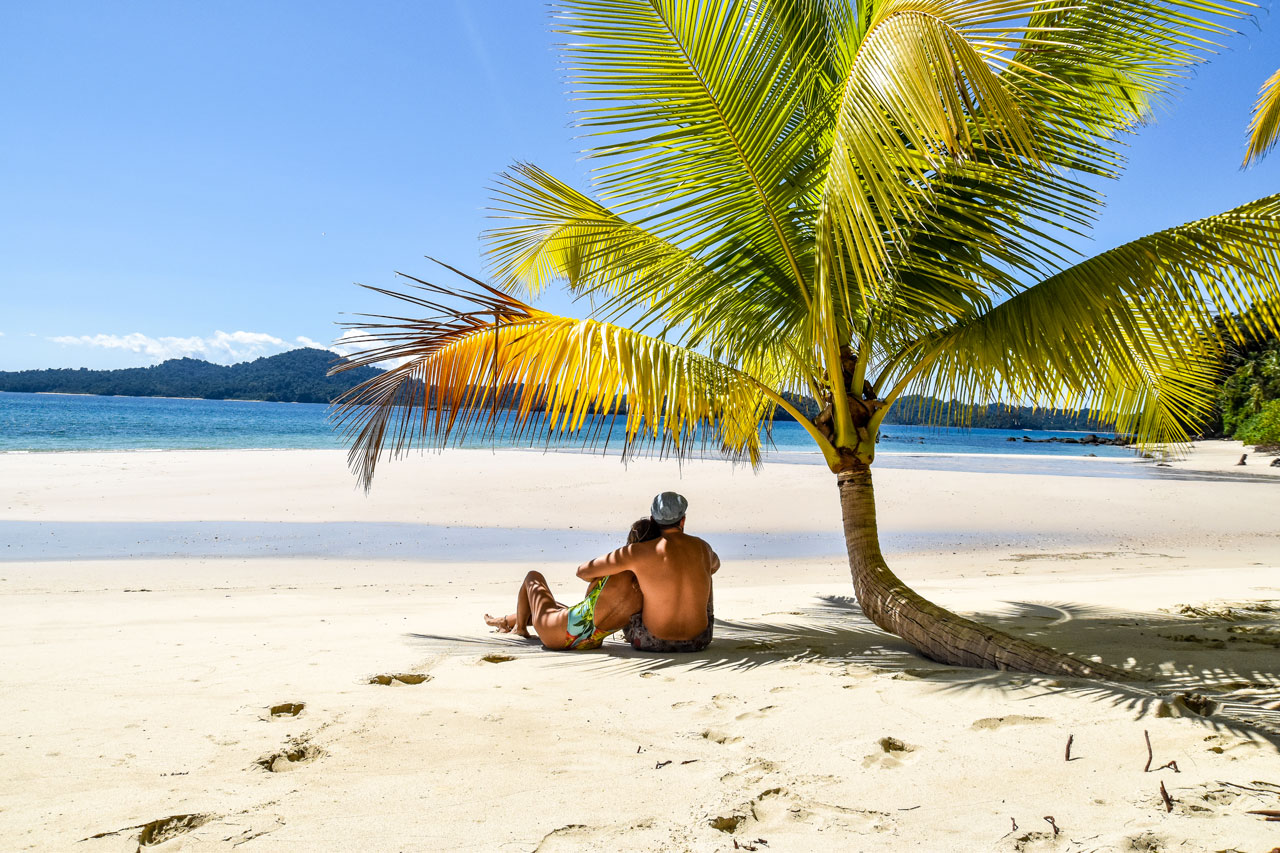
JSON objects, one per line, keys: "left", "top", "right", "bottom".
{"left": 0, "top": 348, "right": 381, "bottom": 404}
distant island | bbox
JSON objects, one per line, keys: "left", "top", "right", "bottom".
{"left": 0, "top": 348, "right": 380, "bottom": 405}
{"left": 2, "top": 347, "right": 1117, "bottom": 431}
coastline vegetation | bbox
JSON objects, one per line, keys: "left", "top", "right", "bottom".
{"left": 0, "top": 348, "right": 378, "bottom": 404}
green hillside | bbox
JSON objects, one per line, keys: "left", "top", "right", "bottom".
{"left": 0, "top": 348, "right": 381, "bottom": 404}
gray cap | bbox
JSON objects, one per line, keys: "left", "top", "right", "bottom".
{"left": 650, "top": 491, "right": 689, "bottom": 525}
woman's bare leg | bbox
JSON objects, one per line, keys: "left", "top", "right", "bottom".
{"left": 484, "top": 571, "right": 570, "bottom": 648}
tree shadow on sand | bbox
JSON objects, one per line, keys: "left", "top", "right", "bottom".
{"left": 407, "top": 594, "right": 1280, "bottom": 744}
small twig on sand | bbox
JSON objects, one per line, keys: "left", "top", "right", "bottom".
{"left": 636, "top": 745, "right": 642, "bottom": 753}
{"left": 1155, "top": 760, "right": 1180, "bottom": 773}
{"left": 1043, "top": 816, "right": 1059, "bottom": 836}
{"left": 1144, "top": 730, "right": 1153, "bottom": 772}
{"left": 1010, "top": 817, "right": 1018, "bottom": 832}
{"left": 897, "top": 806, "right": 920, "bottom": 811}
{"left": 1219, "top": 781, "right": 1280, "bottom": 795}
{"left": 680, "top": 759, "right": 698, "bottom": 765}
{"left": 1065, "top": 734, "right": 1074, "bottom": 761}
{"left": 654, "top": 760, "right": 671, "bottom": 769}
{"left": 1246, "top": 809, "right": 1280, "bottom": 821}
{"left": 1160, "top": 781, "right": 1174, "bottom": 813}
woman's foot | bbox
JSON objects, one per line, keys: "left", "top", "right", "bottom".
{"left": 484, "top": 613, "right": 529, "bottom": 637}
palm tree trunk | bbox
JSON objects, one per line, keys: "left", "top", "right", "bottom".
{"left": 838, "top": 465, "right": 1131, "bottom": 680}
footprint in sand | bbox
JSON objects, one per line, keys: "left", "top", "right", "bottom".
{"left": 860, "top": 736, "right": 917, "bottom": 768}
{"left": 84, "top": 814, "right": 212, "bottom": 848}
{"left": 367, "top": 673, "right": 431, "bottom": 685}
{"left": 254, "top": 739, "right": 324, "bottom": 773}
{"left": 711, "top": 693, "right": 741, "bottom": 709}
{"left": 701, "top": 728, "right": 744, "bottom": 745}
{"left": 735, "top": 705, "right": 778, "bottom": 721}
{"left": 729, "top": 788, "right": 895, "bottom": 837}
{"left": 267, "top": 702, "right": 305, "bottom": 718}
{"left": 1201, "top": 733, "right": 1263, "bottom": 759}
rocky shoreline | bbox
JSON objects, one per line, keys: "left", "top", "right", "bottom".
{"left": 1007, "top": 433, "right": 1133, "bottom": 446}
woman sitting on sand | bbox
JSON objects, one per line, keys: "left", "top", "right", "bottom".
{"left": 484, "top": 519, "right": 657, "bottom": 650}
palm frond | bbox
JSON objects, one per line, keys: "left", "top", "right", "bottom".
{"left": 330, "top": 265, "right": 780, "bottom": 490}
{"left": 556, "top": 0, "right": 820, "bottom": 303}
{"left": 883, "top": 195, "right": 1280, "bottom": 446}
{"left": 1245, "top": 68, "right": 1280, "bottom": 167}
{"left": 484, "top": 163, "right": 822, "bottom": 377}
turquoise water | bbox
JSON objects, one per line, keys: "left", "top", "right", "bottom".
{"left": 0, "top": 391, "right": 1151, "bottom": 477}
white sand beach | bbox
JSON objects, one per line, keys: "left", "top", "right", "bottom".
{"left": 1, "top": 446, "right": 1278, "bottom": 851}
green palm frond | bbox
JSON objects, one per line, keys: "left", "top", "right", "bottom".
{"left": 1245, "top": 68, "right": 1280, "bottom": 167}
{"left": 817, "top": 0, "right": 1049, "bottom": 312}
{"left": 330, "top": 265, "right": 789, "bottom": 490}
{"left": 484, "top": 163, "right": 818, "bottom": 372}
{"left": 883, "top": 195, "right": 1280, "bottom": 446}
{"left": 557, "top": 0, "right": 820, "bottom": 305}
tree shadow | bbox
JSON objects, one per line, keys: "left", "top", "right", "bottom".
{"left": 407, "top": 593, "right": 1280, "bottom": 744}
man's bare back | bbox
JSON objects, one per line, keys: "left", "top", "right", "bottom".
{"left": 577, "top": 522, "right": 719, "bottom": 641}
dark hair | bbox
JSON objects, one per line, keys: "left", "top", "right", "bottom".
{"left": 627, "top": 517, "right": 661, "bottom": 544}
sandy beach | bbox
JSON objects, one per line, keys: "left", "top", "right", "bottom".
{"left": 2, "top": 445, "right": 1278, "bottom": 851}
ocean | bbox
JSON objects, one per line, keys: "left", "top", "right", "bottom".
{"left": 0, "top": 390, "right": 1158, "bottom": 478}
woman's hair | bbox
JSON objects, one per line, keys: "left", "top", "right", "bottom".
{"left": 627, "top": 517, "right": 661, "bottom": 544}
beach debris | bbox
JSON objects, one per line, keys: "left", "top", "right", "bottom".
{"left": 709, "top": 814, "right": 743, "bottom": 833}
{"left": 1159, "top": 781, "right": 1174, "bottom": 812}
{"left": 269, "top": 702, "right": 304, "bottom": 717}
{"left": 1043, "top": 816, "right": 1060, "bottom": 836}
{"left": 1237, "top": 453, "right": 1248, "bottom": 465}
{"left": 480, "top": 654, "right": 515, "bottom": 664}
{"left": 1065, "top": 734, "right": 1074, "bottom": 761}
{"left": 1246, "top": 809, "right": 1280, "bottom": 821}
{"left": 655, "top": 760, "right": 672, "bottom": 769}
{"left": 732, "top": 840, "right": 757, "bottom": 851}
{"left": 680, "top": 759, "right": 698, "bottom": 765}
{"left": 1010, "top": 817, "right": 1018, "bottom": 831}
{"left": 1167, "top": 600, "right": 1279, "bottom": 620}
{"left": 1144, "top": 730, "right": 1153, "bottom": 772}
{"left": 1154, "top": 760, "right": 1180, "bottom": 773}
{"left": 367, "top": 673, "right": 431, "bottom": 685}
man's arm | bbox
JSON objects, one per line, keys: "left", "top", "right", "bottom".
{"left": 576, "top": 545, "right": 634, "bottom": 580}
{"left": 708, "top": 547, "right": 720, "bottom": 575}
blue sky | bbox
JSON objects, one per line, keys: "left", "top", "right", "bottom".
{"left": 1, "top": 1, "right": 1277, "bottom": 371}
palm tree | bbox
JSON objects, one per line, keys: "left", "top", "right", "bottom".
{"left": 333, "top": 1, "right": 1280, "bottom": 678}
{"left": 1245, "top": 68, "right": 1280, "bottom": 166}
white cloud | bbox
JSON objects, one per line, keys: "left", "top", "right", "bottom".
{"left": 46, "top": 328, "right": 410, "bottom": 368}
{"left": 49, "top": 330, "right": 294, "bottom": 364}
{"left": 294, "top": 335, "right": 327, "bottom": 350}
{"left": 331, "top": 329, "right": 370, "bottom": 356}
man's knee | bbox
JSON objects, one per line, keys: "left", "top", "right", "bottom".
{"left": 523, "top": 570, "right": 547, "bottom": 586}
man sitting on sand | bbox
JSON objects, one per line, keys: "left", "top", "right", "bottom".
{"left": 484, "top": 491, "right": 719, "bottom": 652}
{"left": 582, "top": 491, "right": 719, "bottom": 653}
